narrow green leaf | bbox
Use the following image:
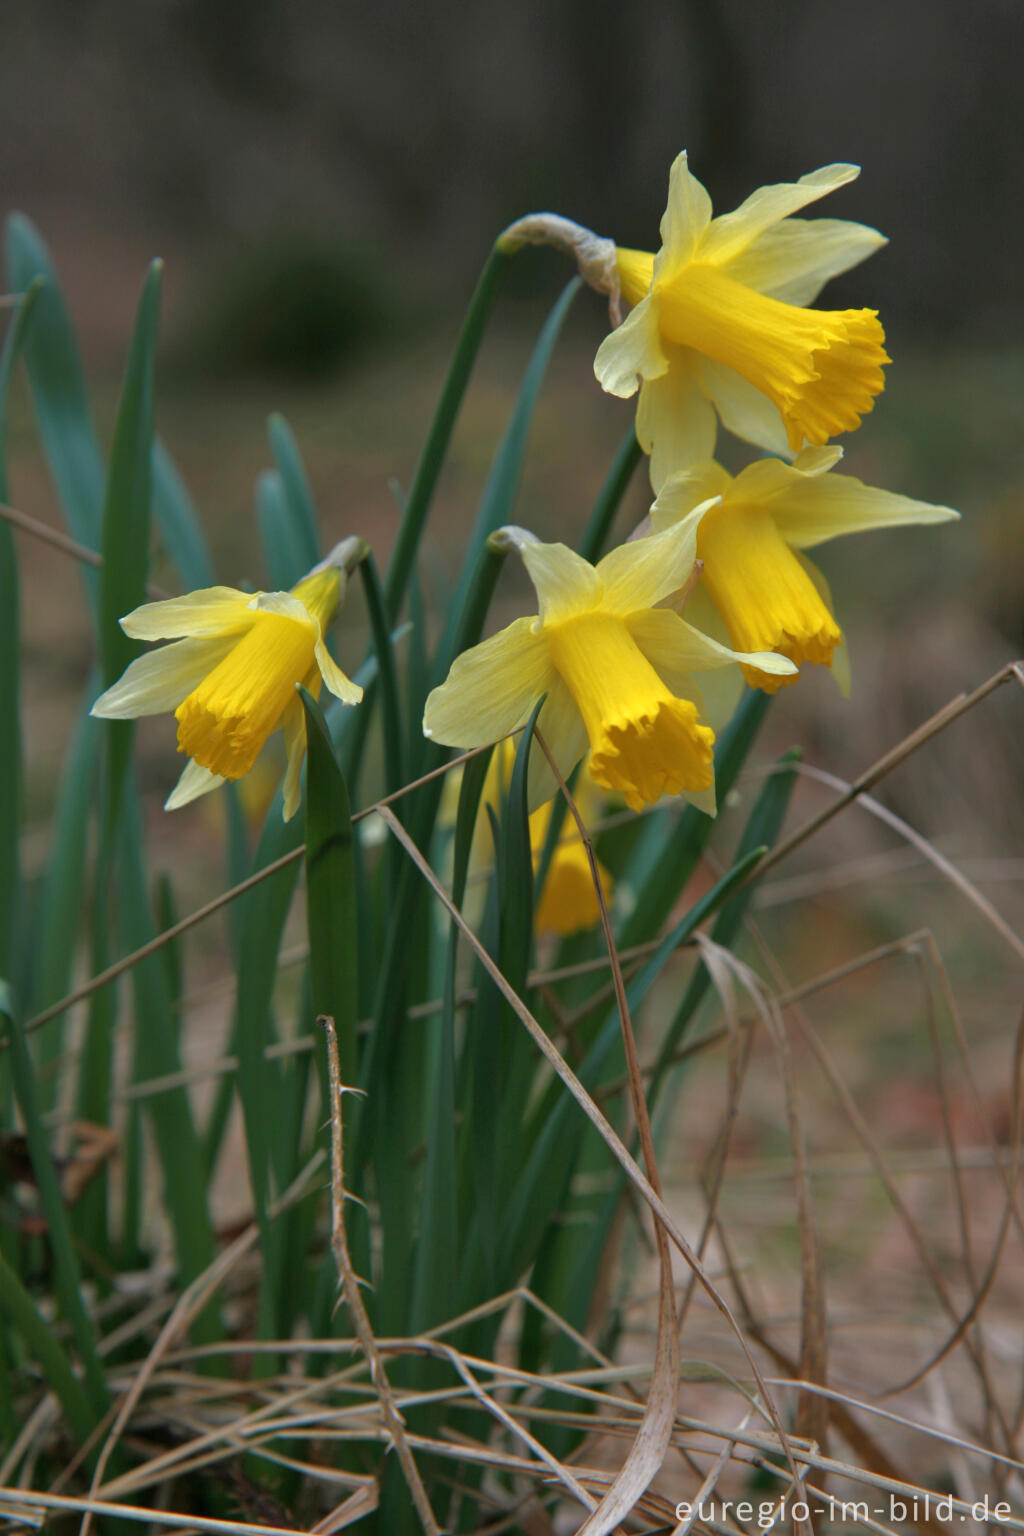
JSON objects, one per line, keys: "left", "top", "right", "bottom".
{"left": 577, "top": 427, "right": 643, "bottom": 563}
{"left": 257, "top": 467, "right": 308, "bottom": 589}
{"left": 619, "top": 689, "right": 771, "bottom": 949}
{"left": 500, "top": 845, "right": 768, "bottom": 1279}
{"left": 408, "top": 745, "right": 493, "bottom": 1334}
{"left": 300, "top": 686, "right": 358, "bottom": 1087}
{"left": 98, "top": 258, "right": 162, "bottom": 817}
{"left": 0, "top": 983, "right": 108, "bottom": 1418}
{"left": 152, "top": 438, "right": 215, "bottom": 590}
{"left": 268, "top": 412, "right": 320, "bottom": 570}
{"left": 358, "top": 553, "right": 405, "bottom": 797}
{"left": 648, "top": 747, "right": 802, "bottom": 1109}
{"left": 26, "top": 698, "right": 99, "bottom": 1110}
{"left": 4, "top": 215, "right": 105, "bottom": 576}
{"left": 0, "top": 278, "right": 43, "bottom": 976}
{"left": 384, "top": 242, "right": 512, "bottom": 619}
{"left": 117, "top": 795, "right": 220, "bottom": 1339}
{"left": 0, "top": 1250, "right": 96, "bottom": 1449}
{"left": 431, "top": 277, "right": 581, "bottom": 688}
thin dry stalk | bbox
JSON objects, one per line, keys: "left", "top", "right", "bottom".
{"left": 320, "top": 1014, "right": 441, "bottom": 1536}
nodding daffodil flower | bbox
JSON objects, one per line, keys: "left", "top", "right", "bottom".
{"left": 595, "top": 153, "right": 890, "bottom": 488}
{"left": 651, "top": 448, "right": 959, "bottom": 692}
{"left": 422, "top": 514, "right": 796, "bottom": 816}
{"left": 91, "top": 538, "right": 366, "bottom": 820}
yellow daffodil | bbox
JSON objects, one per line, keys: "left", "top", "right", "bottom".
{"left": 91, "top": 538, "right": 365, "bottom": 820}
{"left": 651, "top": 448, "right": 959, "bottom": 691}
{"left": 423, "top": 514, "right": 796, "bottom": 816}
{"left": 595, "top": 153, "right": 890, "bottom": 488}
{"left": 453, "top": 741, "right": 613, "bottom": 936}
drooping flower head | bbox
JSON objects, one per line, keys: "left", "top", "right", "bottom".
{"left": 651, "top": 449, "right": 959, "bottom": 692}
{"left": 595, "top": 154, "right": 890, "bottom": 488}
{"left": 91, "top": 538, "right": 366, "bottom": 819}
{"left": 422, "top": 511, "right": 796, "bottom": 817}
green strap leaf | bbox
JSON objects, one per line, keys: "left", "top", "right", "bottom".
{"left": 0, "top": 983, "right": 108, "bottom": 1419}
{"left": 98, "top": 258, "right": 162, "bottom": 817}
{"left": 4, "top": 215, "right": 105, "bottom": 575}
{"left": 268, "top": 412, "right": 321, "bottom": 570}
{"left": 384, "top": 242, "right": 512, "bottom": 619}
{"left": 300, "top": 685, "right": 359, "bottom": 1088}
{"left": 152, "top": 438, "right": 215, "bottom": 590}
{"left": 257, "top": 467, "right": 309, "bottom": 589}
{"left": 0, "top": 277, "right": 43, "bottom": 977}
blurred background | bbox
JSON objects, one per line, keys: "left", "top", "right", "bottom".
{"left": 4, "top": 0, "right": 1023, "bottom": 855}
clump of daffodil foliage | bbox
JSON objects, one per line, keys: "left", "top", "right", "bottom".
{"left": 0, "top": 152, "right": 960, "bottom": 1533}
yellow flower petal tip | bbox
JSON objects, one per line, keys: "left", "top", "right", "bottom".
{"left": 653, "top": 449, "right": 960, "bottom": 693}
{"left": 422, "top": 520, "right": 788, "bottom": 817}
{"left": 599, "top": 156, "right": 891, "bottom": 475}
{"left": 92, "top": 548, "right": 365, "bottom": 817}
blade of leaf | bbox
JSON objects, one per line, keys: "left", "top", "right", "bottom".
{"left": 430, "top": 277, "right": 581, "bottom": 690}
{"left": 268, "top": 412, "right": 320, "bottom": 570}
{"left": 152, "top": 437, "right": 215, "bottom": 589}
{"left": 4, "top": 215, "right": 105, "bottom": 584}
{"left": 647, "top": 746, "right": 802, "bottom": 1110}
{"left": 300, "top": 685, "right": 359, "bottom": 1088}
{"left": 98, "top": 258, "right": 162, "bottom": 817}
{"left": 0, "top": 983, "right": 108, "bottom": 1419}
{"left": 577, "top": 426, "right": 643, "bottom": 563}
{"left": 0, "top": 277, "right": 43, "bottom": 977}
{"left": 258, "top": 467, "right": 308, "bottom": 590}
{"left": 384, "top": 241, "right": 512, "bottom": 619}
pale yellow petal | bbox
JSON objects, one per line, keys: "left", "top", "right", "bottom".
{"left": 120, "top": 587, "right": 255, "bottom": 640}
{"left": 597, "top": 512, "right": 709, "bottom": 615}
{"left": 165, "top": 757, "right": 224, "bottom": 811}
{"left": 314, "top": 638, "right": 363, "bottom": 705}
{"left": 527, "top": 675, "right": 589, "bottom": 813}
{"left": 650, "top": 460, "right": 734, "bottom": 532}
{"left": 725, "top": 217, "right": 887, "bottom": 305}
{"left": 519, "top": 540, "right": 601, "bottom": 624}
{"left": 657, "top": 150, "right": 714, "bottom": 271}
{"left": 423, "top": 618, "right": 554, "bottom": 748}
{"left": 636, "top": 353, "right": 718, "bottom": 490}
{"left": 629, "top": 607, "right": 798, "bottom": 681}
{"left": 699, "top": 164, "right": 861, "bottom": 268}
{"left": 696, "top": 356, "right": 793, "bottom": 458}
{"left": 727, "top": 447, "right": 842, "bottom": 509}
{"left": 91, "top": 635, "right": 236, "bottom": 718}
{"left": 769, "top": 466, "right": 960, "bottom": 549}
{"left": 594, "top": 295, "right": 667, "bottom": 399}
{"left": 683, "top": 782, "right": 719, "bottom": 817}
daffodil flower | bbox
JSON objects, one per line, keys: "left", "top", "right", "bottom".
{"left": 422, "top": 514, "right": 796, "bottom": 816}
{"left": 651, "top": 448, "right": 959, "bottom": 691}
{"left": 91, "top": 538, "right": 366, "bottom": 819}
{"left": 595, "top": 153, "right": 890, "bottom": 488}
{"left": 451, "top": 740, "right": 614, "bottom": 936}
